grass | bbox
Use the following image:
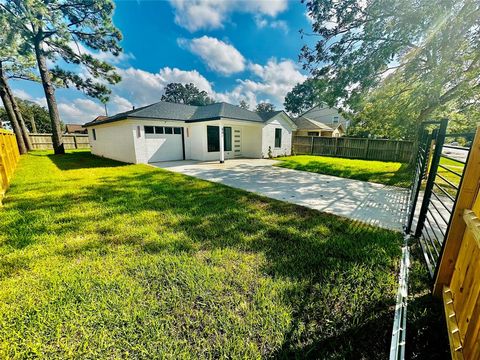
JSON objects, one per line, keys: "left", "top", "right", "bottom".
{"left": 276, "top": 155, "right": 412, "bottom": 187}
{"left": 0, "top": 150, "right": 440, "bottom": 358}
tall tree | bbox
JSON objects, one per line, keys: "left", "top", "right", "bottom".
{"left": 301, "top": 0, "right": 480, "bottom": 125}
{"left": 255, "top": 102, "right": 275, "bottom": 113}
{"left": 1, "top": 0, "right": 122, "bottom": 154}
{"left": 0, "top": 15, "right": 34, "bottom": 153}
{"left": 0, "top": 65, "right": 26, "bottom": 153}
{"left": 161, "top": 83, "right": 214, "bottom": 106}
{"left": 284, "top": 78, "right": 327, "bottom": 115}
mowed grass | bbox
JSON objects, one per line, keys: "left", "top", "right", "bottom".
{"left": 0, "top": 150, "right": 404, "bottom": 358}
{"left": 276, "top": 155, "right": 412, "bottom": 187}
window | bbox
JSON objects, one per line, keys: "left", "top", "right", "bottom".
{"left": 333, "top": 116, "right": 339, "bottom": 124}
{"left": 307, "top": 131, "right": 319, "bottom": 137}
{"left": 207, "top": 125, "right": 220, "bottom": 152}
{"left": 174, "top": 127, "right": 181, "bottom": 135}
{"left": 144, "top": 126, "right": 154, "bottom": 134}
{"left": 155, "top": 126, "right": 163, "bottom": 134}
{"left": 92, "top": 128, "right": 96, "bottom": 141}
{"left": 274, "top": 128, "right": 282, "bottom": 148}
{"left": 224, "top": 126, "right": 232, "bottom": 151}
{"left": 165, "top": 127, "right": 173, "bottom": 134}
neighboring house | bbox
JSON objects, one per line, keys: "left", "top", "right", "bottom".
{"left": 301, "top": 104, "right": 349, "bottom": 130}
{"left": 65, "top": 124, "right": 88, "bottom": 134}
{"left": 293, "top": 116, "right": 345, "bottom": 137}
{"left": 83, "top": 101, "right": 297, "bottom": 164}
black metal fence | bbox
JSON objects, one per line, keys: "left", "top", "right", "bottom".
{"left": 404, "top": 119, "right": 473, "bottom": 277}
{"left": 292, "top": 136, "right": 414, "bottom": 162}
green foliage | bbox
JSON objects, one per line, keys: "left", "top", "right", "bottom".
{"left": 238, "top": 99, "right": 249, "bottom": 109}
{"left": 0, "top": 150, "right": 407, "bottom": 358}
{"left": 1, "top": 0, "right": 123, "bottom": 103}
{"left": 161, "top": 83, "right": 214, "bottom": 106}
{"left": 255, "top": 102, "right": 275, "bottom": 112}
{"left": 17, "top": 98, "right": 56, "bottom": 133}
{"left": 302, "top": 0, "right": 480, "bottom": 136}
{"left": 283, "top": 78, "right": 328, "bottom": 115}
{"left": 276, "top": 155, "right": 413, "bottom": 187}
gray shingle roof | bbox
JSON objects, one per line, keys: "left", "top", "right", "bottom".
{"left": 293, "top": 116, "right": 334, "bottom": 131}
{"left": 83, "top": 101, "right": 287, "bottom": 127}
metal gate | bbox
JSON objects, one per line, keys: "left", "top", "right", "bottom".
{"left": 404, "top": 119, "right": 474, "bottom": 277}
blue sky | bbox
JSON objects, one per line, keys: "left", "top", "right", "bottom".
{"left": 12, "top": 0, "right": 315, "bottom": 124}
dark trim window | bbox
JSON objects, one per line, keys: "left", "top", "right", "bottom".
{"left": 307, "top": 131, "right": 319, "bottom": 137}
{"left": 207, "top": 125, "right": 220, "bottom": 152}
{"left": 155, "top": 126, "right": 163, "bottom": 134}
{"left": 274, "top": 128, "right": 282, "bottom": 148}
{"left": 333, "top": 116, "right": 339, "bottom": 124}
{"left": 224, "top": 126, "right": 232, "bottom": 151}
{"left": 144, "top": 126, "right": 154, "bottom": 134}
{"left": 174, "top": 127, "right": 181, "bottom": 134}
{"left": 165, "top": 127, "right": 173, "bottom": 134}
{"left": 92, "top": 128, "right": 96, "bottom": 141}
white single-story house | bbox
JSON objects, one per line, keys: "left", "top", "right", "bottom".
{"left": 83, "top": 101, "right": 297, "bottom": 164}
{"left": 293, "top": 116, "right": 345, "bottom": 137}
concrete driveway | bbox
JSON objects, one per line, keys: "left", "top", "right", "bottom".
{"left": 151, "top": 159, "right": 410, "bottom": 232}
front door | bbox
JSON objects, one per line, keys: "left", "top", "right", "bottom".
{"left": 233, "top": 127, "right": 242, "bottom": 158}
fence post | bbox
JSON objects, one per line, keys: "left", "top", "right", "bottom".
{"left": 310, "top": 136, "right": 314, "bottom": 155}
{"left": 364, "top": 139, "right": 370, "bottom": 158}
{"left": 73, "top": 135, "right": 78, "bottom": 149}
{"left": 395, "top": 141, "right": 400, "bottom": 161}
{"left": 334, "top": 137, "right": 338, "bottom": 156}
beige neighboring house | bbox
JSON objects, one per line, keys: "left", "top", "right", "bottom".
{"left": 302, "top": 104, "right": 349, "bottom": 129}
{"left": 293, "top": 116, "right": 345, "bottom": 137}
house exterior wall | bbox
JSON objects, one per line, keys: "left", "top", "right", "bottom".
{"left": 302, "top": 105, "right": 347, "bottom": 128}
{"left": 88, "top": 121, "right": 137, "bottom": 163}
{"left": 261, "top": 115, "right": 293, "bottom": 157}
{"left": 87, "top": 115, "right": 295, "bottom": 163}
{"left": 295, "top": 129, "right": 334, "bottom": 137}
{"left": 187, "top": 119, "right": 263, "bottom": 161}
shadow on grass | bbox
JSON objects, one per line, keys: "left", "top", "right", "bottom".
{"left": 43, "top": 151, "right": 126, "bottom": 170}
{"left": 2, "top": 152, "right": 406, "bottom": 358}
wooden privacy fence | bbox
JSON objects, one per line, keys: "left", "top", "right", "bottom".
{"left": 433, "top": 125, "right": 480, "bottom": 359}
{"left": 0, "top": 130, "right": 20, "bottom": 200}
{"left": 292, "top": 136, "right": 414, "bottom": 162}
{"left": 29, "top": 133, "right": 90, "bottom": 150}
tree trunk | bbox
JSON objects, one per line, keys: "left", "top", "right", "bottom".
{"left": 4, "top": 78, "right": 33, "bottom": 151}
{"left": 0, "top": 75, "right": 27, "bottom": 154}
{"left": 33, "top": 38, "right": 64, "bottom": 154}
{"left": 30, "top": 115, "right": 38, "bottom": 133}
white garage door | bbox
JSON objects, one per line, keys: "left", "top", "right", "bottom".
{"left": 145, "top": 126, "right": 184, "bottom": 162}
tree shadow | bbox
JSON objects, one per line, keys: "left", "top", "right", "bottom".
{"left": 43, "top": 151, "right": 126, "bottom": 170}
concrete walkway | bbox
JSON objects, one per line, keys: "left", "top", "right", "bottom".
{"left": 152, "top": 159, "right": 410, "bottom": 232}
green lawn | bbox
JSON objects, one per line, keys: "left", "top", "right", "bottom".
{"left": 276, "top": 155, "right": 412, "bottom": 187}
{"left": 0, "top": 151, "right": 424, "bottom": 358}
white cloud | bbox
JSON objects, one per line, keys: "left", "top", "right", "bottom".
{"left": 12, "top": 88, "right": 47, "bottom": 107}
{"left": 113, "top": 66, "right": 213, "bottom": 106}
{"left": 57, "top": 99, "right": 105, "bottom": 124}
{"left": 69, "top": 41, "right": 135, "bottom": 65}
{"left": 215, "top": 58, "right": 306, "bottom": 108}
{"left": 179, "top": 36, "right": 245, "bottom": 75}
{"left": 169, "top": 0, "right": 288, "bottom": 31}
{"left": 254, "top": 16, "right": 289, "bottom": 33}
